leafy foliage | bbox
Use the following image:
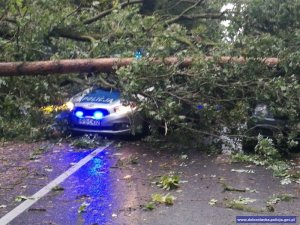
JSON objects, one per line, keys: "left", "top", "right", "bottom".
{"left": 70, "top": 134, "right": 105, "bottom": 149}
{"left": 156, "top": 175, "right": 180, "bottom": 190}
{"left": 143, "top": 202, "right": 155, "bottom": 211}
{"left": 51, "top": 185, "right": 65, "bottom": 192}
{"left": 0, "top": 1, "right": 299, "bottom": 151}
{"left": 151, "top": 193, "right": 175, "bottom": 205}
{"left": 255, "top": 135, "right": 280, "bottom": 160}
{"left": 231, "top": 135, "right": 300, "bottom": 185}
{"left": 78, "top": 202, "right": 89, "bottom": 213}
{"left": 266, "top": 194, "right": 297, "bottom": 205}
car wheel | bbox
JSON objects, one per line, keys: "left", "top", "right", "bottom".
{"left": 242, "top": 137, "right": 257, "bottom": 153}
{"left": 130, "top": 121, "right": 150, "bottom": 138}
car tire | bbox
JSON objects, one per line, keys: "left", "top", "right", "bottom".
{"left": 242, "top": 138, "right": 257, "bottom": 153}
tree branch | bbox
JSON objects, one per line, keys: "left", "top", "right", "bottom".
{"left": 49, "top": 28, "right": 100, "bottom": 42}
{"left": 181, "top": 13, "right": 226, "bottom": 20}
{"left": 165, "top": 0, "right": 205, "bottom": 25}
{"left": 83, "top": 0, "right": 143, "bottom": 25}
{"left": 97, "top": 73, "right": 117, "bottom": 88}
{"left": 0, "top": 57, "right": 280, "bottom": 77}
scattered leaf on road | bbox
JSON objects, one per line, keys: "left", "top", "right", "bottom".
{"left": 181, "top": 154, "right": 188, "bottom": 160}
{"left": 115, "top": 142, "right": 122, "bottom": 148}
{"left": 280, "top": 177, "right": 292, "bottom": 185}
{"left": 123, "top": 175, "right": 132, "bottom": 180}
{"left": 143, "top": 202, "right": 155, "bottom": 211}
{"left": 78, "top": 202, "right": 90, "bottom": 213}
{"left": 28, "top": 208, "right": 46, "bottom": 212}
{"left": 208, "top": 199, "right": 218, "bottom": 206}
{"left": 15, "top": 195, "right": 34, "bottom": 202}
{"left": 245, "top": 188, "right": 258, "bottom": 193}
{"left": 152, "top": 193, "right": 175, "bottom": 205}
{"left": 267, "top": 194, "right": 297, "bottom": 205}
{"left": 113, "top": 153, "right": 123, "bottom": 156}
{"left": 44, "top": 166, "right": 53, "bottom": 172}
{"left": 222, "top": 183, "right": 246, "bottom": 192}
{"left": 231, "top": 169, "right": 255, "bottom": 174}
{"left": 232, "top": 196, "right": 256, "bottom": 204}
{"left": 52, "top": 185, "right": 65, "bottom": 191}
{"left": 156, "top": 175, "right": 179, "bottom": 190}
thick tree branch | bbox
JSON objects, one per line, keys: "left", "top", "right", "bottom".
{"left": 98, "top": 73, "right": 117, "bottom": 88}
{"left": 0, "top": 57, "right": 280, "bottom": 77}
{"left": 83, "top": 0, "right": 143, "bottom": 25}
{"left": 49, "top": 28, "right": 98, "bottom": 42}
{"left": 181, "top": 10, "right": 235, "bottom": 20}
{"left": 49, "top": 28, "right": 135, "bottom": 43}
{"left": 181, "top": 0, "right": 200, "bottom": 3}
{"left": 163, "top": 0, "right": 196, "bottom": 12}
{"left": 181, "top": 13, "right": 226, "bottom": 20}
{"left": 165, "top": 0, "right": 205, "bottom": 25}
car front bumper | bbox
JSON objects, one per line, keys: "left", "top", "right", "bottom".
{"left": 56, "top": 111, "right": 143, "bottom": 135}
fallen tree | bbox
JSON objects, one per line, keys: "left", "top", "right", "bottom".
{"left": 0, "top": 57, "right": 280, "bottom": 77}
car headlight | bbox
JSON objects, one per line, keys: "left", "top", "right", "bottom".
{"left": 93, "top": 111, "right": 103, "bottom": 120}
{"left": 114, "top": 105, "right": 135, "bottom": 114}
{"left": 254, "top": 104, "right": 270, "bottom": 118}
{"left": 66, "top": 101, "right": 74, "bottom": 111}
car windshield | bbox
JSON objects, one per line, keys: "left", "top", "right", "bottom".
{"left": 80, "top": 88, "right": 120, "bottom": 104}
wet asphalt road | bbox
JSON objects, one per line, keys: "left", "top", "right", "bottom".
{"left": 0, "top": 140, "right": 299, "bottom": 225}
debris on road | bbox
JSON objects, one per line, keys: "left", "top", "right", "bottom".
{"left": 151, "top": 193, "right": 175, "bottom": 206}
{"left": 266, "top": 194, "right": 297, "bottom": 205}
{"left": 231, "top": 169, "right": 255, "bottom": 174}
{"left": 51, "top": 185, "right": 65, "bottom": 192}
{"left": 280, "top": 177, "right": 292, "bottom": 185}
{"left": 78, "top": 202, "right": 90, "bottom": 213}
{"left": 208, "top": 199, "right": 218, "bottom": 206}
{"left": 156, "top": 175, "right": 180, "bottom": 190}
{"left": 221, "top": 183, "right": 246, "bottom": 192}
{"left": 123, "top": 175, "right": 132, "bottom": 180}
{"left": 28, "top": 208, "right": 47, "bottom": 212}
{"left": 15, "top": 195, "right": 34, "bottom": 202}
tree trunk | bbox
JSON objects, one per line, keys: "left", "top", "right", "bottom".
{"left": 0, "top": 57, "right": 279, "bottom": 77}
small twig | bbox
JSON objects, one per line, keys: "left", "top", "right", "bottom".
{"left": 220, "top": 182, "right": 246, "bottom": 192}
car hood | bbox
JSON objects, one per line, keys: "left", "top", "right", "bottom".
{"left": 70, "top": 88, "right": 121, "bottom": 105}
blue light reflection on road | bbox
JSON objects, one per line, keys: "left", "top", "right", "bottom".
{"left": 58, "top": 149, "right": 117, "bottom": 225}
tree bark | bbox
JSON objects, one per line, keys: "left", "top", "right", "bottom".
{"left": 0, "top": 57, "right": 280, "bottom": 77}
{"left": 49, "top": 28, "right": 97, "bottom": 42}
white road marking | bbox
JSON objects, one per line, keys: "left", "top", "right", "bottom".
{"left": 0, "top": 142, "right": 113, "bottom": 225}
